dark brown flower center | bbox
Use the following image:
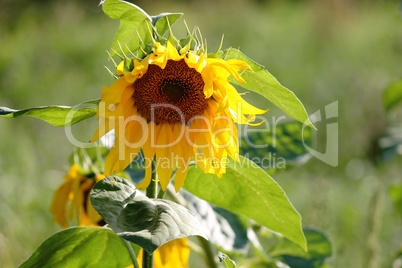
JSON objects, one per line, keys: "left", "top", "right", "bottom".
{"left": 133, "top": 59, "right": 208, "bottom": 124}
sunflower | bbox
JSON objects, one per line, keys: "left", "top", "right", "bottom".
{"left": 91, "top": 40, "right": 266, "bottom": 191}
{"left": 50, "top": 164, "right": 105, "bottom": 228}
{"left": 136, "top": 237, "right": 190, "bottom": 268}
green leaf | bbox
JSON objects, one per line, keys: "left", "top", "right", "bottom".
{"left": 20, "top": 227, "right": 133, "bottom": 268}
{"left": 218, "top": 252, "right": 237, "bottom": 268}
{"left": 152, "top": 13, "right": 183, "bottom": 37}
{"left": 222, "top": 48, "right": 314, "bottom": 128}
{"left": 184, "top": 156, "right": 307, "bottom": 251}
{"left": 90, "top": 176, "right": 207, "bottom": 253}
{"left": 0, "top": 99, "right": 99, "bottom": 127}
{"left": 269, "top": 228, "right": 332, "bottom": 268}
{"left": 182, "top": 191, "right": 249, "bottom": 253}
{"left": 382, "top": 80, "right": 402, "bottom": 111}
{"left": 102, "top": 0, "right": 152, "bottom": 57}
{"left": 240, "top": 121, "right": 312, "bottom": 173}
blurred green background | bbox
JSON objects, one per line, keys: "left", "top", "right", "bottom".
{"left": 1, "top": 0, "right": 402, "bottom": 267}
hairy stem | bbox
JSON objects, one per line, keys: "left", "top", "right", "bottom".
{"left": 143, "top": 158, "right": 158, "bottom": 268}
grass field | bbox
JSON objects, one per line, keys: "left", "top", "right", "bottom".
{"left": 1, "top": 0, "right": 402, "bottom": 267}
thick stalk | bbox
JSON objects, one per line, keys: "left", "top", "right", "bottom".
{"left": 143, "top": 158, "right": 158, "bottom": 268}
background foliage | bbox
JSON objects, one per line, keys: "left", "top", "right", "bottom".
{"left": 1, "top": 0, "right": 402, "bottom": 267}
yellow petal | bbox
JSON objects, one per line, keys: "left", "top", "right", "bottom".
{"left": 165, "top": 41, "right": 182, "bottom": 61}
{"left": 104, "top": 144, "right": 119, "bottom": 175}
{"left": 174, "top": 165, "right": 189, "bottom": 192}
{"left": 50, "top": 180, "right": 73, "bottom": 228}
{"left": 206, "top": 58, "right": 244, "bottom": 82}
{"left": 116, "top": 60, "right": 125, "bottom": 75}
{"left": 90, "top": 118, "right": 114, "bottom": 142}
{"left": 156, "top": 124, "right": 175, "bottom": 191}
{"left": 224, "top": 83, "right": 267, "bottom": 115}
{"left": 101, "top": 77, "right": 130, "bottom": 105}
{"left": 137, "top": 122, "right": 159, "bottom": 189}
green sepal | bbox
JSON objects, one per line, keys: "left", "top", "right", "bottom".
{"left": 20, "top": 227, "right": 134, "bottom": 268}
{"left": 184, "top": 156, "right": 307, "bottom": 251}
{"left": 90, "top": 176, "right": 207, "bottom": 253}
{"left": 221, "top": 48, "right": 314, "bottom": 128}
{"left": 0, "top": 99, "right": 99, "bottom": 127}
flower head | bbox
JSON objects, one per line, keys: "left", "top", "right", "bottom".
{"left": 92, "top": 40, "right": 266, "bottom": 191}
{"left": 50, "top": 164, "right": 105, "bottom": 228}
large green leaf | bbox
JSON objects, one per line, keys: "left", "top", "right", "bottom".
{"left": 102, "top": 0, "right": 152, "bottom": 57}
{"left": 222, "top": 48, "right": 314, "bottom": 128}
{"left": 181, "top": 190, "right": 249, "bottom": 253}
{"left": 382, "top": 80, "right": 402, "bottom": 111}
{"left": 20, "top": 227, "right": 133, "bottom": 268}
{"left": 90, "top": 176, "right": 207, "bottom": 253}
{"left": 0, "top": 99, "right": 99, "bottom": 127}
{"left": 183, "top": 156, "right": 306, "bottom": 251}
{"left": 269, "top": 228, "right": 332, "bottom": 268}
{"left": 240, "top": 121, "right": 312, "bottom": 173}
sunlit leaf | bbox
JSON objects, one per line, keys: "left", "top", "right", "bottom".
{"left": 382, "top": 80, "right": 402, "bottom": 111}
{"left": 184, "top": 156, "right": 307, "bottom": 251}
{"left": 101, "top": 0, "right": 152, "bottom": 57}
{"left": 240, "top": 121, "right": 312, "bottom": 173}
{"left": 181, "top": 191, "right": 249, "bottom": 253}
{"left": 90, "top": 176, "right": 207, "bottom": 253}
{"left": 222, "top": 48, "right": 314, "bottom": 128}
{"left": 20, "top": 227, "right": 133, "bottom": 268}
{"left": 0, "top": 99, "right": 99, "bottom": 127}
{"left": 269, "top": 228, "right": 332, "bottom": 268}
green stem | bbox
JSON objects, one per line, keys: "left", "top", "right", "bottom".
{"left": 143, "top": 158, "right": 158, "bottom": 268}
{"left": 123, "top": 240, "right": 140, "bottom": 268}
{"left": 142, "top": 251, "right": 154, "bottom": 268}
{"left": 198, "top": 236, "right": 218, "bottom": 268}
{"left": 146, "top": 159, "right": 158, "bottom": 198}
